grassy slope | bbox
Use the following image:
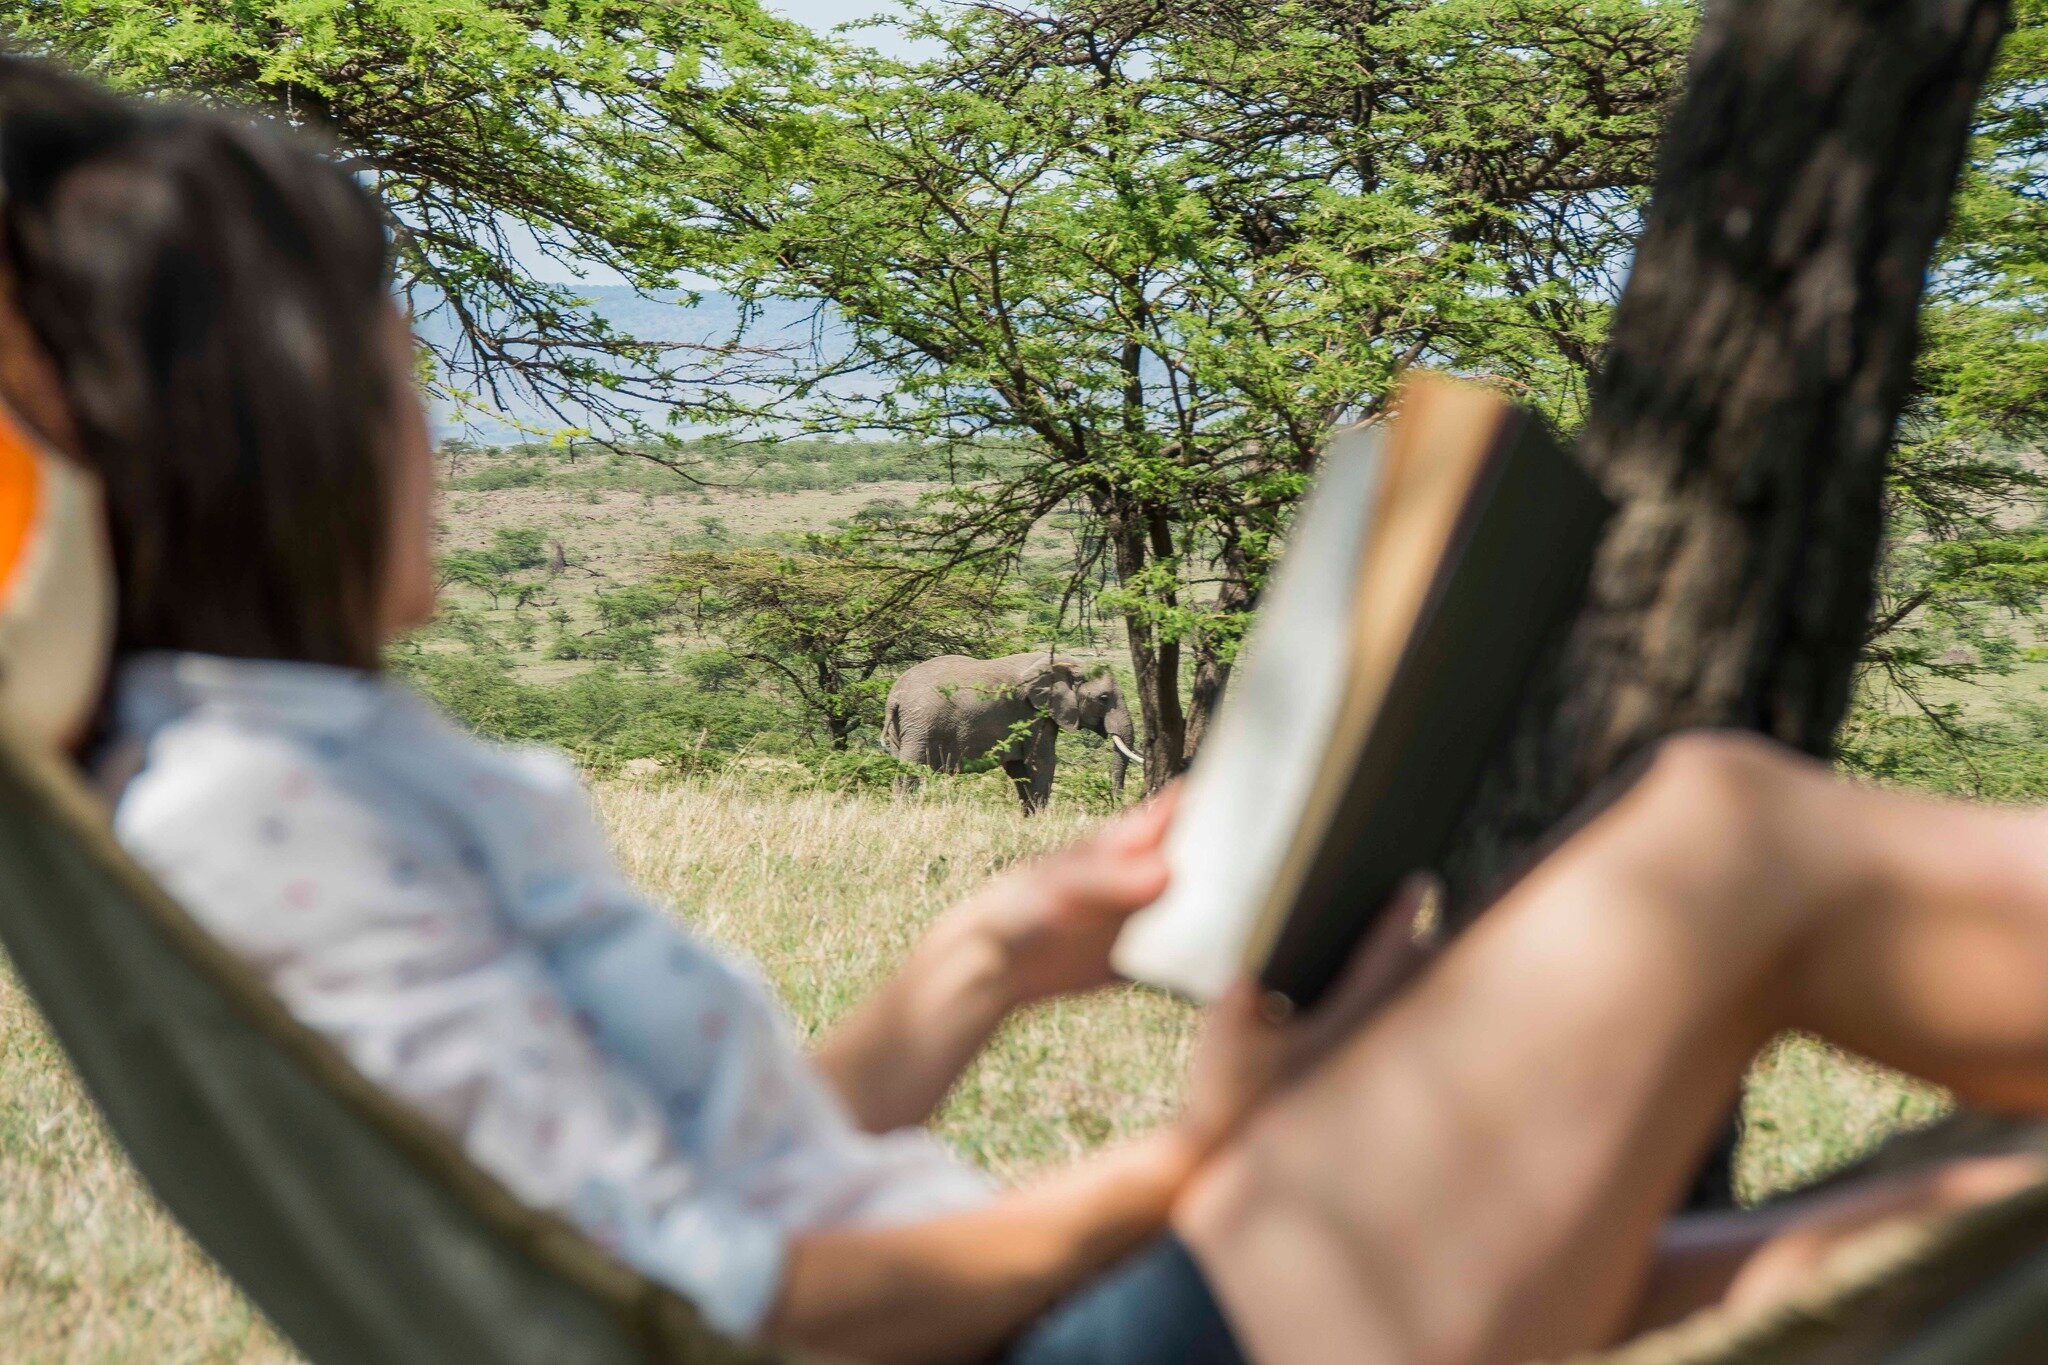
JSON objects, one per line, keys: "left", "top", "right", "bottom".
{"left": 420, "top": 444, "right": 1110, "bottom": 690}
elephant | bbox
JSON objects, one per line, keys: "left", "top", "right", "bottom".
{"left": 881, "top": 652, "right": 1142, "bottom": 812}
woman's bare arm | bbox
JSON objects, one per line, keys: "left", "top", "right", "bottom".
{"left": 781, "top": 883, "right": 1438, "bottom": 1362}
{"left": 809, "top": 905, "right": 1020, "bottom": 1135}
{"left": 814, "top": 797, "right": 1174, "bottom": 1133}
{"left": 767, "top": 1128, "right": 1200, "bottom": 1363}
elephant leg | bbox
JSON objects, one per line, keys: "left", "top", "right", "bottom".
{"left": 1000, "top": 758, "right": 1039, "bottom": 813}
{"left": 1028, "top": 721, "right": 1059, "bottom": 811}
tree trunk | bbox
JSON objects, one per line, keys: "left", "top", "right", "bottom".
{"left": 1186, "top": 535, "right": 1253, "bottom": 757}
{"left": 1437, "top": 0, "right": 2010, "bottom": 1207}
{"left": 1442, "top": 0, "right": 2009, "bottom": 911}
{"left": 1105, "top": 500, "right": 1191, "bottom": 791}
{"left": 820, "top": 660, "right": 855, "bottom": 751}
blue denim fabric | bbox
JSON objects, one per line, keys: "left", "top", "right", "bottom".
{"left": 1007, "top": 1235, "right": 1245, "bottom": 1364}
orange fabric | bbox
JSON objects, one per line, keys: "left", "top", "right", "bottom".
{"left": 0, "top": 408, "right": 41, "bottom": 607}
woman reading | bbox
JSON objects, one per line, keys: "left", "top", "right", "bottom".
{"left": 13, "top": 53, "right": 2048, "bottom": 1365}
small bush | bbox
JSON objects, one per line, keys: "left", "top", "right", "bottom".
{"left": 807, "top": 746, "right": 924, "bottom": 793}
{"left": 1838, "top": 701, "right": 2048, "bottom": 800}
{"left": 391, "top": 654, "right": 797, "bottom": 772}
{"left": 595, "top": 584, "right": 681, "bottom": 629}
{"left": 434, "top": 607, "right": 499, "bottom": 651}
{"left": 681, "top": 647, "right": 750, "bottom": 692}
{"left": 492, "top": 526, "right": 550, "bottom": 569}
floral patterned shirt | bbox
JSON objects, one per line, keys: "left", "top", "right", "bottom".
{"left": 99, "top": 652, "right": 991, "bottom": 1337}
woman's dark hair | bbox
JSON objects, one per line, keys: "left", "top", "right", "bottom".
{"left": 0, "top": 56, "right": 397, "bottom": 669}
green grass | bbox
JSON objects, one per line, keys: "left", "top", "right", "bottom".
{"left": 598, "top": 778, "right": 1192, "bottom": 1176}
{"left": 1739, "top": 1035, "right": 1951, "bottom": 1205}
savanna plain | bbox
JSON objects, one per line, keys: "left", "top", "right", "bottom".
{"left": 0, "top": 445, "right": 1975, "bottom": 1361}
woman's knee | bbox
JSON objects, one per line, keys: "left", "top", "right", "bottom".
{"left": 1632, "top": 731, "right": 1804, "bottom": 840}
{"left": 1595, "top": 731, "right": 1821, "bottom": 917}
{"left": 1647, "top": 728, "right": 1792, "bottom": 791}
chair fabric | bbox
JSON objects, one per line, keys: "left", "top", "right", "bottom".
{"left": 1561, "top": 1165, "right": 2048, "bottom": 1365}
{"left": 0, "top": 730, "right": 789, "bottom": 1365}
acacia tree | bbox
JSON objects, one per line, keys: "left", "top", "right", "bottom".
{"left": 681, "top": 0, "right": 1692, "bottom": 785}
{"left": 668, "top": 547, "right": 1011, "bottom": 749}
{"left": 1848, "top": 2, "right": 2048, "bottom": 776}
{"left": 691, "top": 0, "right": 2047, "bottom": 794}
{"left": 1444, "top": 0, "right": 2017, "bottom": 914}
{"left": 18, "top": 0, "right": 2047, "bottom": 799}
{"left": 0, "top": 0, "right": 815, "bottom": 449}
{"left": 1425, "top": 0, "right": 2019, "bottom": 1212}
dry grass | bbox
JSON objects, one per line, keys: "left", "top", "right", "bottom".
{"left": 0, "top": 967, "right": 292, "bottom": 1363}
{"left": 1739, "top": 1033, "right": 1952, "bottom": 1204}
{"left": 596, "top": 777, "right": 1196, "bottom": 1176}
{"left": 0, "top": 776, "right": 1941, "bottom": 1359}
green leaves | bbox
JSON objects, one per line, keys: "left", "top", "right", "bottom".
{"left": 1854, "top": 0, "right": 2048, "bottom": 764}
{"left": 2, "top": 0, "right": 817, "bottom": 438}
{"left": 681, "top": 0, "right": 1695, "bottom": 758}
{"left": 22, "top": 0, "right": 2048, "bottom": 777}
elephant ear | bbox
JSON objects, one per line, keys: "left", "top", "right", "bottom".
{"left": 1025, "top": 662, "right": 1086, "bottom": 730}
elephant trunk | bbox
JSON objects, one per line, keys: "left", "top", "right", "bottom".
{"left": 1105, "top": 705, "right": 1138, "bottom": 795}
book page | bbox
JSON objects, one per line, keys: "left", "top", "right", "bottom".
{"left": 1110, "top": 426, "right": 1385, "bottom": 1001}
{"left": 1243, "top": 376, "right": 1510, "bottom": 976}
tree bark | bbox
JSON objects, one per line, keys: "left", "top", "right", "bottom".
{"left": 1104, "top": 500, "right": 1191, "bottom": 790}
{"left": 1186, "top": 534, "right": 1253, "bottom": 757}
{"left": 1441, "top": 0, "right": 2011, "bottom": 914}
{"left": 1436, "top": 0, "right": 2009, "bottom": 1211}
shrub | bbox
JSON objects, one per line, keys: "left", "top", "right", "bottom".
{"left": 434, "top": 607, "right": 499, "bottom": 651}
{"left": 594, "top": 583, "right": 681, "bottom": 629}
{"left": 680, "top": 647, "right": 750, "bottom": 692}
{"left": 664, "top": 547, "right": 1012, "bottom": 749}
{"left": 807, "top": 746, "right": 923, "bottom": 793}
{"left": 552, "top": 623, "right": 663, "bottom": 671}
{"left": 1839, "top": 702, "right": 2048, "bottom": 800}
{"left": 492, "top": 526, "right": 550, "bottom": 569}
{"left": 391, "top": 654, "right": 796, "bottom": 772}
{"left": 452, "top": 461, "right": 548, "bottom": 491}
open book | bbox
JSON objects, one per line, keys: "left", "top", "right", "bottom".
{"left": 1111, "top": 374, "right": 1612, "bottom": 1009}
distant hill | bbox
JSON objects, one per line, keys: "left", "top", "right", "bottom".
{"left": 420, "top": 286, "right": 852, "bottom": 442}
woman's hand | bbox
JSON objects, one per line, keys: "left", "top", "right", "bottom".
{"left": 949, "top": 789, "right": 1177, "bottom": 1010}
{"left": 813, "top": 790, "right": 1177, "bottom": 1133}
{"left": 1176, "top": 875, "right": 1440, "bottom": 1158}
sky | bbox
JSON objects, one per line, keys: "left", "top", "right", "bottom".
{"left": 769, "top": 1, "right": 921, "bottom": 50}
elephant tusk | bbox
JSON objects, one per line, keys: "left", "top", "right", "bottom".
{"left": 1110, "top": 734, "right": 1142, "bottom": 765}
